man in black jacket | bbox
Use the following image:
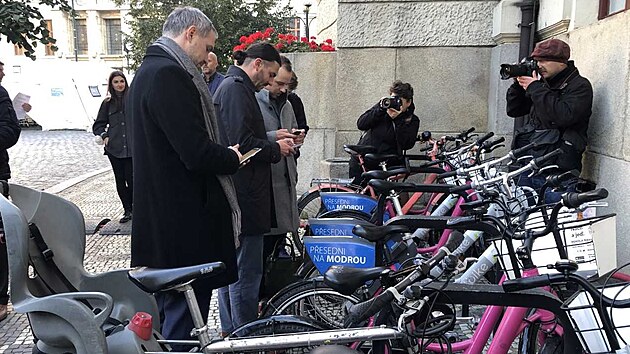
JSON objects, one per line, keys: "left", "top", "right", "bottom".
{"left": 349, "top": 80, "right": 420, "bottom": 185}
{"left": 214, "top": 43, "right": 295, "bottom": 334}
{"left": 0, "top": 60, "right": 22, "bottom": 322}
{"left": 127, "top": 7, "right": 242, "bottom": 348}
{"left": 506, "top": 39, "right": 593, "bottom": 201}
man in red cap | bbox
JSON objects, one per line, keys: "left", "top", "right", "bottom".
{"left": 506, "top": 38, "right": 593, "bottom": 202}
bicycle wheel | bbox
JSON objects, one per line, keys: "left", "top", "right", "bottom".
{"left": 296, "top": 190, "right": 326, "bottom": 250}
{"left": 262, "top": 279, "right": 362, "bottom": 328}
{"left": 518, "top": 320, "right": 563, "bottom": 354}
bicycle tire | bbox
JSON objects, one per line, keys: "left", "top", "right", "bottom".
{"left": 261, "top": 279, "right": 362, "bottom": 328}
{"left": 296, "top": 189, "right": 371, "bottom": 250}
{"left": 296, "top": 189, "right": 329, "bottom": 250}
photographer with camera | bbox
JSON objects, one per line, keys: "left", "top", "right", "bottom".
{"left": 505, "top": 39, "right": 593, "bottom": 201}
{"left": 349, "top": 80, "right": 419, "bottom": 185}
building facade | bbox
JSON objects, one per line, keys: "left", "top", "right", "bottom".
{"left": 287, "top": 0, "right": 630, "bottom": 264}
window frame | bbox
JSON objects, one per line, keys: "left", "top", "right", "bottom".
{"left": 598, "top": 0, "right": 630, "bottom": 19}
{"left": 104, "top": 18, "right": 123, "bottom": 55}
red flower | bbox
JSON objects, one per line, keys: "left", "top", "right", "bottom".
{"left": 301, "top": 37, "right": 308, "bottom": 43}
{"left": 275, "top": 42, "right": 285, "bottom": 50}
{"left": 325, "top": 38, "right": 333, "bottom": 44}
{"left": 310, "top": 36, "right": 316, "bottom": 40}
{"left": 287, "top": 39, "right": 294, "bottom": 45}
{"left": 278, "top": 33, "right": 286, "bottom": 40}
{"left": 264, "top": 27, "right": 274, "bottom": 37}
{"left": 239, "top": 35, "right": 248, "bottom": 43}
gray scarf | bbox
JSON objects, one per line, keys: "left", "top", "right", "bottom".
{"left": 154, "top": 36, "right": 241, "bottom": 248}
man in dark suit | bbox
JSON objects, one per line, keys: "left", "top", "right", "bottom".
{"left": 0, "top": 59, "right": 23, "bottom": 322}
{"left": 214, "top": 43, "right": 295, "bottom": 334}
{"left": 127, "top": 7, "right": 242, "bottom": 348}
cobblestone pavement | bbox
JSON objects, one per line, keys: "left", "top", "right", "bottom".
{"left": 8, "top": 130, "right": 110, "bottom": 191}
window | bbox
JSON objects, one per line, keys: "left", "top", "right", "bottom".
{"left": 287, "top": 17, "right": 301, "bottom": 38}
{"left": 45, "top": 20, "right": 55, "bottom": 56}
{"left": 73, "top": 18, "right": 89, "bottom": 55}
{"left": 599, "top": 0, "right": 630, "bottom": 19}
{"left": 104, "top": 18, "right": 122, "bottom": 55}
{"left": 14, "top": 44, "right": 24, "bottom": 56}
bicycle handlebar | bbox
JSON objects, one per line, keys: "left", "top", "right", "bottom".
{"left": 510, "top": 142, "right": 538, "bottom": 158}
{"left": 475, "top": 132, "right": 495, "bottom": 146}
{"left": 562, "top": 188, "right": 609, "bottom": 209}
{"left": 344, "top": 232, "right": 464, "bottom": 327}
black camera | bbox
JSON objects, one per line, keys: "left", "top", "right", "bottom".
{"left": 379, "top": 96, "right": 402, "bottom": 110}
{"left": 499, "top": 58, "right": 538, "bottom": 80}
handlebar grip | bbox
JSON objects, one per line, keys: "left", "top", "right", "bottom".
{"left": 511, "top": 142, "right": 537, "bottom": 158}
{"left": 450, "top": 184, "right": 471, "bottom": 194}
{"left": 344, "top": 290, "right": 395, "bottom": 327}
{"left": 482, "top": 137, "right": 506, "bottom": 151}
{"left": 502, "top": 275, "right": 552, "bottom": 292}
{"left": 459, "top": 127, "right": 475, "bottom": 140}
{"left": 475, "top": 132, "right": 495, "bottom": 146}
{"left": 532, "top": 149, "right": 563, "bottom": 168}
{"left": 562, "top": 188, "right": 609, "bottom": 209}
{"left": 546, "top": 169, "right": 580, "bottom": 188}
{"left": 437, "top": 170, "right": 458, "bottom": 179}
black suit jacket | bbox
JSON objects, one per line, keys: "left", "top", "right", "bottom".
{"left": 214, "top": 66, "right": 281, "bottom": 236}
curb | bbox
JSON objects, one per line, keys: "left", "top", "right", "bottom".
{"left": 43, "top": 167, "right": 111, "bottom": 194}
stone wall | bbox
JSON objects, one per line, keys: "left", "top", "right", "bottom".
{"left": 567, "top": 11, "right": 630, "bottom": 264}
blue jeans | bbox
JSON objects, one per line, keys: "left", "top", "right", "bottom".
{"left": 218, "top": 235, "right": 264, "bottom": 333}
{"left": 517, "top": 174, "right": 575, "bottom": 204}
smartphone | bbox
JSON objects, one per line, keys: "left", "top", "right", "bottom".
{"left": 292, "top": 143, "right": 304, "bottom": 149}
{"left": 239, "top": 148, "right": 262, "bottom": 165}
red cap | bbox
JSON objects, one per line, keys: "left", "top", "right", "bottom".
{"left": 531, "top": 39, "right": 570, "bottom": 63}
{"left": 128, "top": 312, "right": 153, "bottom": 341}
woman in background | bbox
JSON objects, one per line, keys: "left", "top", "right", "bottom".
{"left": 93, "top": 71, "right": 133, "bottom": 223}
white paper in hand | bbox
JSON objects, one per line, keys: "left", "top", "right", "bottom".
{"left": 12, "top": 93, "right": 31, "bottom": 120}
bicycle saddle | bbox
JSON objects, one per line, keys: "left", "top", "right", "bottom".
{"left": 364, "top": 153, "right": 399, "bottom": 164}
{"left": 361, "top": 167, "right": 409, "bottom": 182}
{"left": 369, "top": 179, "right": 453, "bottom": 194}
{"left": 343, "top": 144, "right": 377, "bottom": 156}
{"left": 352, "top": 224, "right": 409, "bottom": 243}
{"left": 128, "top": 261, "right": 226, "bottom": 293}
{"left": 324, "top": 265, "right": 390, "bottom": 295}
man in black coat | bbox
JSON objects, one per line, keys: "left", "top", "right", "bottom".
{"left": 127, "top": 7, "right": 242, "bottom": 348}
{"left": 0, "top": 60, "right": 22, "bottom": 322}
{"left": 507, "top": 38, "right": 593, "bottom": 202}
{"left": 214, "top": 43, "right": 295, "bottom": 334}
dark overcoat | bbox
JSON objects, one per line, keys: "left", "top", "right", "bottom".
{"left": 214, "top": 66, "right": 281, "bottom": 237}
{"left": 128, "top": 46, "right": 239, "bottom": 289}
{"left": 0, "top": 85, "right": 21, "bottom": 180}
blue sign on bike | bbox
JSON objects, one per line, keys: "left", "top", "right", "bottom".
{"left": 304, "top": 235, "right": 376, "bottom": 273}
{"left": 320, "top": 192, "right": 377, "bottom": 214}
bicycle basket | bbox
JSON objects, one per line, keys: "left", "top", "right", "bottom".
{"left": 563, "top": 282, "right": 630, "bottom": 353}
{"left": 494, "top": 211, "right": 616, "bottom": 280}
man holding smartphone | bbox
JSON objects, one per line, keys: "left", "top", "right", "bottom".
{"left": 255, "top": 56, "right": 303, "bottom": 298}
{"left": 214, "top": 43, "right": 295, "bottom": 334}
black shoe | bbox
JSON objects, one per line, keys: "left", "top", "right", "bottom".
{"left": 119, "top": 211, "right": 132, "bottom": 223}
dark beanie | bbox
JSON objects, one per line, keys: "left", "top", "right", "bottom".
{"left": 531, "top": 39, "right": 570, "bottom": 63}
{"left": 233, "top": 43, "right": 281, "bottom": 65}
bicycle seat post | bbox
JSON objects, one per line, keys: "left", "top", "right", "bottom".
{"left": 179, "top": 283, "right": 212, "bottom": 353}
